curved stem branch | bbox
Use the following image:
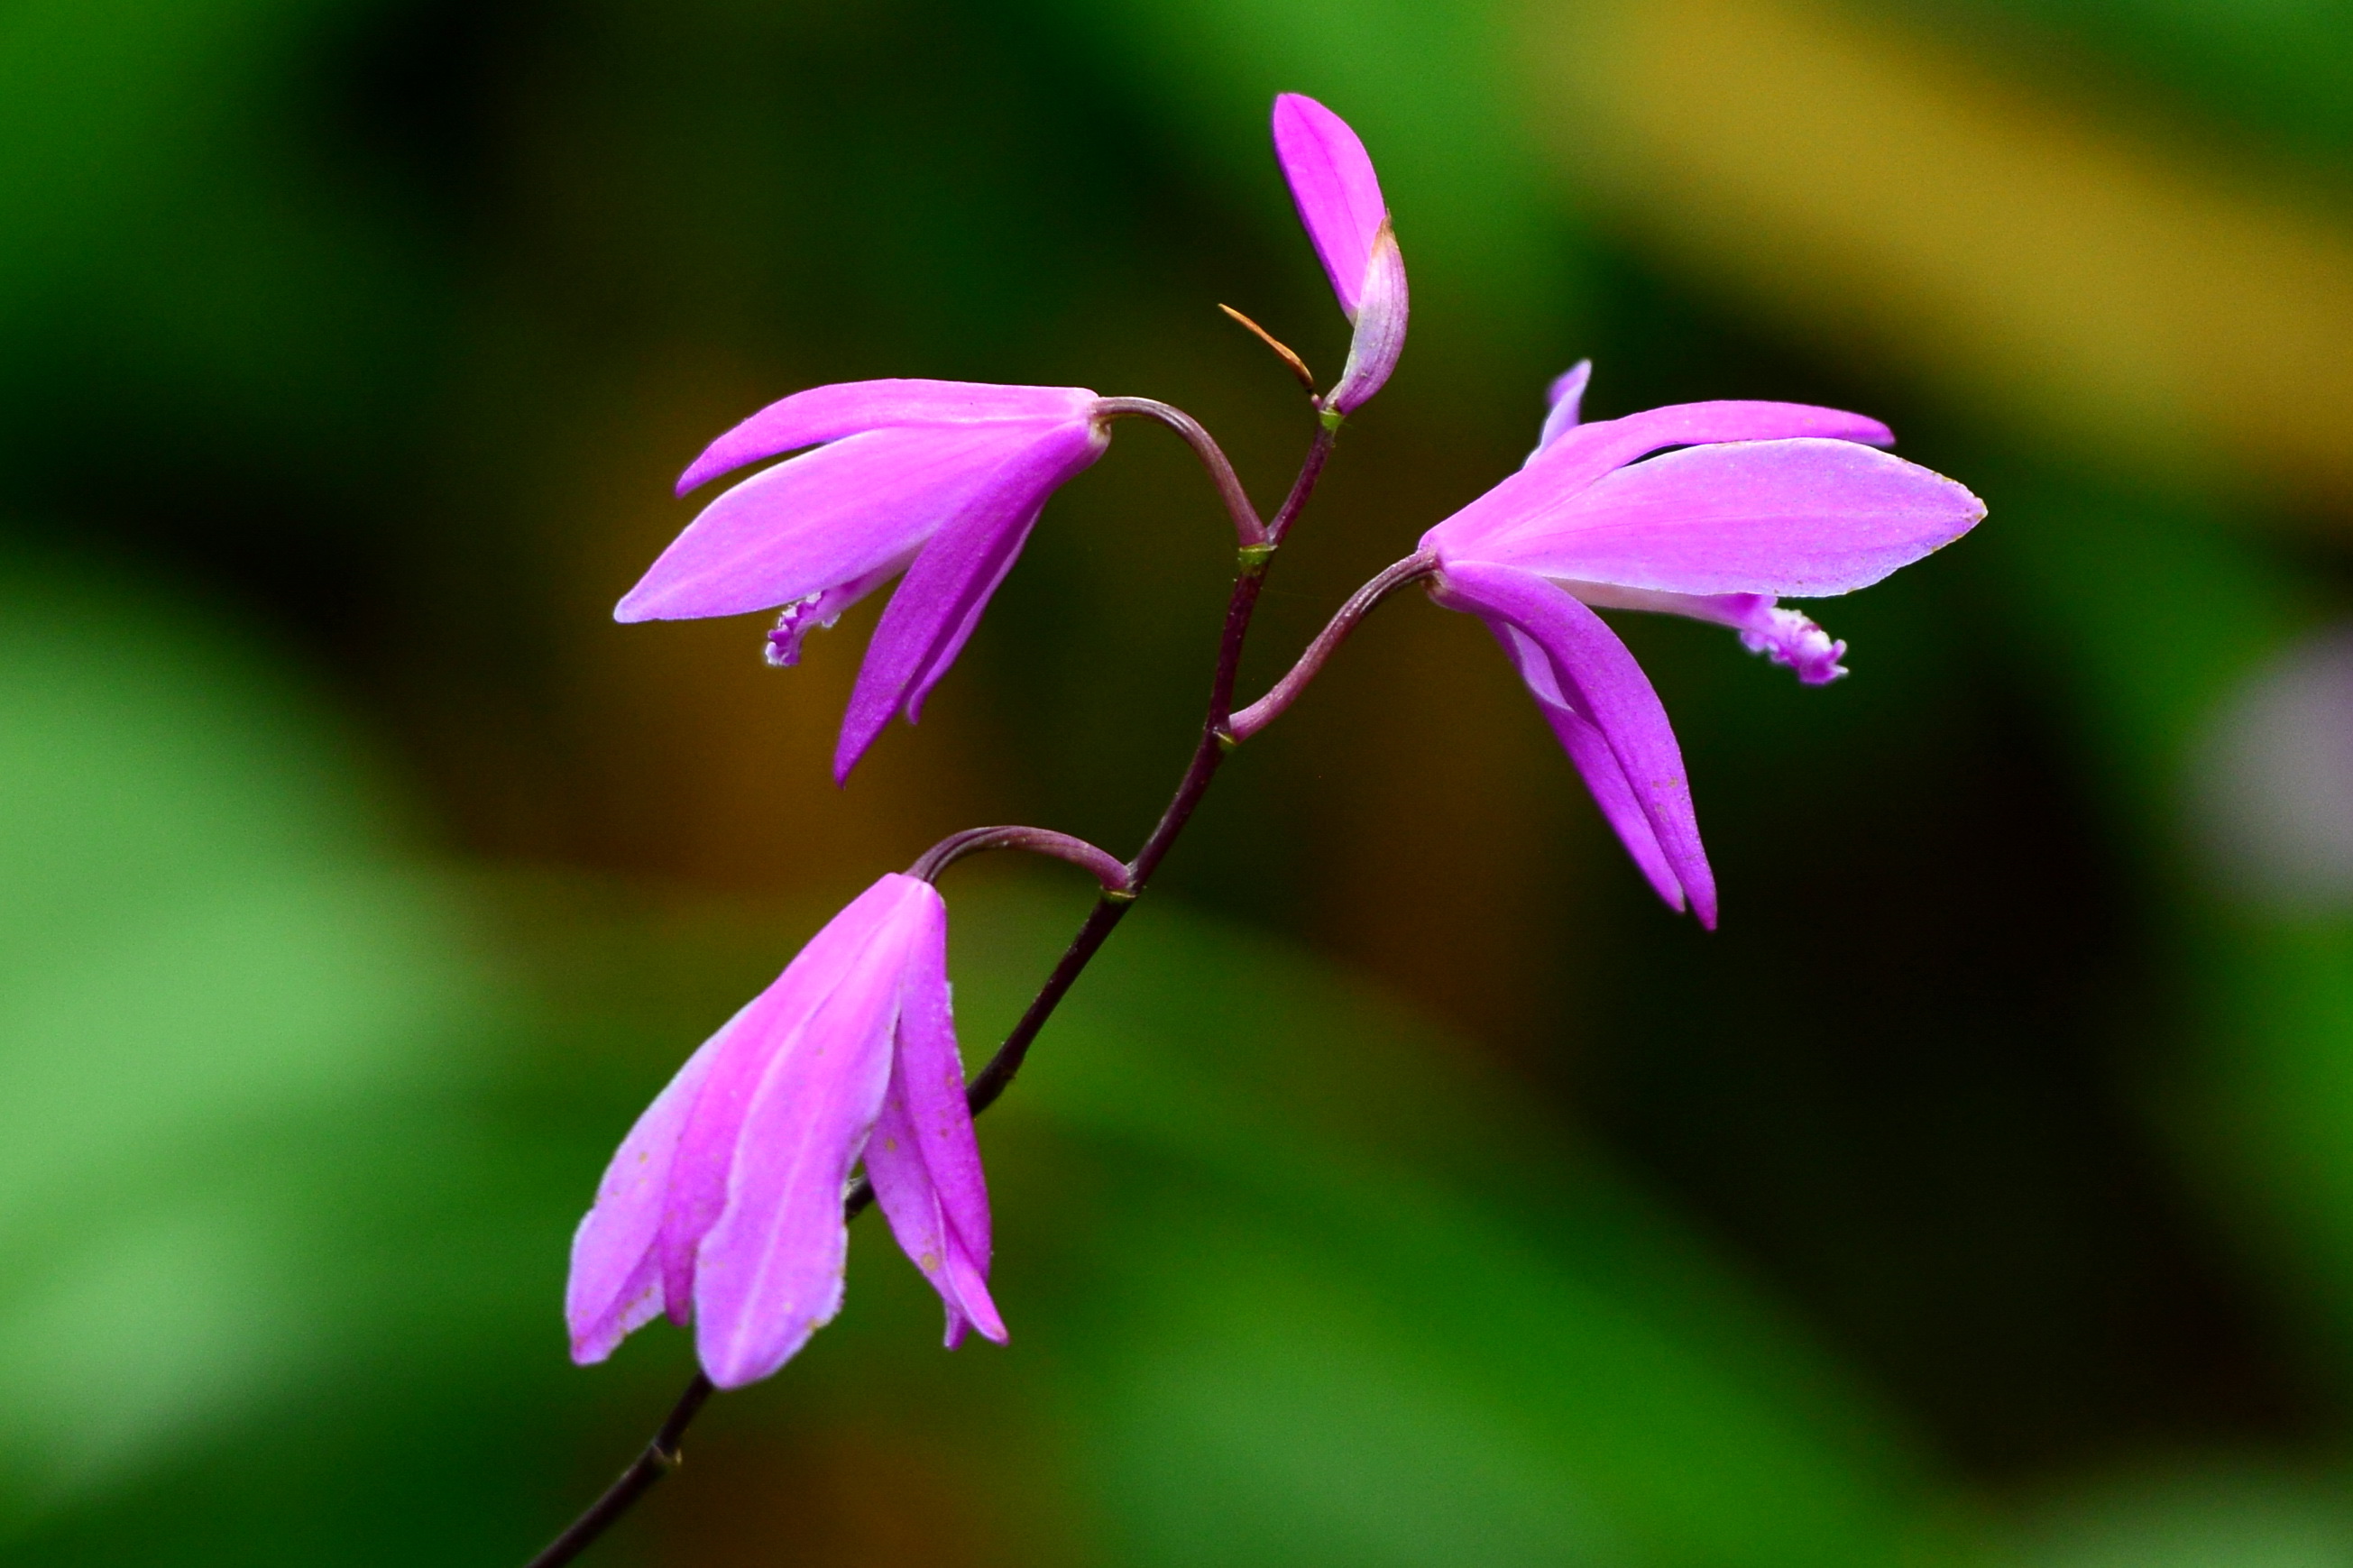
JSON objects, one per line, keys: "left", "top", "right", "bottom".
{"left": 1225, "top": 551, "right": 1435, "bottom": 743}
{"left": 1091, "top": 397, "right": 1266, "bottom": 548}
{"left": 907, "top": 826, "right": 1134, "bottom": 894}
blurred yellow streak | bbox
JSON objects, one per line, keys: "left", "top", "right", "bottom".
{"left": 1521, "top": 0, "right": 2353, "bottom": 509}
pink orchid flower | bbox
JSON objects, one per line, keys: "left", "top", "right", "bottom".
{"left": 617, "top": 380, "right": 1113, "bottom": 781}
{"left": 1273, "top": 93, "right": 1406, "bottom": 414}
{"left": 566, "top": 873, "right": 1002, "bottom": 1389}
{"left": 1421, "top": 367, "right": 1986, "bottom": 926}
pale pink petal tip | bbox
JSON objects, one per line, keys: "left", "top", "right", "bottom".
{"left": 1272, "top": 92, "right": 1388, "bottom": 320}
{"left": 1325, "top": 221, "right": 1408, "bottom": 414}
{"left": 1547, "top": 361, "right": 1593, "bottom": 415}
{"left": 1529, "top": 360, "right": 1593, "bottom": 463}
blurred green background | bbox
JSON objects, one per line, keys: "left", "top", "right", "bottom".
{"left": 7, "top": 0, "right": 2353, "bottom": 1562}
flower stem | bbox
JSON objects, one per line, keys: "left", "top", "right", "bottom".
{"left": 1090, "top": 396, "right": 1267, "bottom": 547}
{"left": 1265, "top": 421, "right": 1335, "bottom": 546}
{"left": 1224, "top": 551, "right": 1435, "bottom": 743}
{"left": 522, "top": 1376, "right": 713, "bottom": 1568}
{"left": 523, "top": 410, "right": 1332, "bottom": 1568}
{"left": 906, "top": 826, "right": 1134, "bottom": 894}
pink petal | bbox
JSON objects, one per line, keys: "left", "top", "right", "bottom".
{"left": 1423, "top": 400, "right": 1898, "bottom": 557}
{"left": 1529, "top": 360, "right": 1592, "bottom": 461}
{"left": 864, "top": 886, "right": 1006, "bottom": 1347}
{"left": 833, "top": 418, "right": 1109, "bottom": 781}
{"left": 691, "top": 875, "right": 936, "bottom": 1388}
{"left": 618, "top": 422, "right": 1062, "bottom": 624}
{"left": 1473, "top": 438, "right": 1986, "bottom": 598}
{"left": 652, "top": 876, "right": 921, "bottom": 1323}
{"left": 1438, "top": 561, "right": 1716, "bottom": 926}
{"left": 1272, "top": 93, "right": 1387, "bottom": 321}
{"left": 677, "top": 380, "right": 1099, "bottom": 495}
{"left": 565, "top": 1031, "right": 724, "bottom": 1364}
{"left": 1325, "top": 220, "right": 1408, "bottom": 414}
{"left": 1535, "top": 681, "right": 1689, "bottom": 912}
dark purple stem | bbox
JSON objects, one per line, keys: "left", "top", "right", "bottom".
{"left": 907, "top": 825, "right": 1134, "bottom": 894}
{"left": 525, "top": 405, "right": 1332, "bottom": 1567}
{"left": 522, "top": 1376, "right": 713, "bottom": 1568}
{"left": 1225, "top": 551, "right": 1435, "bottom": 742}
{"left": 1091, "top": 396, "right": 1266, "bottom": 548}
{"left": 1266, "top": 420, "right": 1336, "bottom": 546}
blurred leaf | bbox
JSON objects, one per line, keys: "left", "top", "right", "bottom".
{"left": 1912, "top": 0, "right": 2353, "bottom": 164}
{"left": 2016, "top": 1460, "right": 2353, "bottom": 1568}
{"left": 924, "top": 875, "right": 1977, "bottom": 1568}
{"left": 0, "top": 0, "right": 440, "bottom": 485}
{"left": 0, "top": 543, "right": 602, "bottom": 1556}
{"left": 1984, "top": 472, "right": 2353, "bottom": 1380}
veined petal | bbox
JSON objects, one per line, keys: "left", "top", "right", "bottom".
{"left": 1424, "top": 400, "right": 1897, "bottom": 557}
{"left": 1325, "top": 220, "right": 1408, "bottom": 415}
{"left": 652, "top": 876, "right": 921, "bottom": 1321}
{"left": 565, "top": 1029, "right": 724, "bottom": 1364}
{"left": 619, "top": 423, "right": 1061, "bottom": 624}
{"left": 864, "top": 886, "right": 1006, "bottom": 1348}
{"left": 834, "top": 418, "right": 1109, "bottom": 781}
{"left": 1437, "top": 561, "right": 1716, "bottom": 925}
{"left": 1475, "top": 438, "right": 1986, "bottom": 598}
{"left": 1273, "top": 93, "right": 1387, "bottom": 321}
{"left": 678, "top": 380, "right": 1100, "bottom": 495}
{"left": 692, "top": 875, "right": 936, "bottom": 1388}
{"left": 1528, "top": 360, "right": 1593, "bottom": 462}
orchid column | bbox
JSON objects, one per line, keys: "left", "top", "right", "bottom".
{"left": 524, "top": 91, "right": 1982, "bottom": 1568}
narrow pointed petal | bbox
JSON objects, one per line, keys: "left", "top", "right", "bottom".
{"left": 1474, "top": 438, "right": 1987, "bottom": 598}
{"left": 1273, "top": 93, "right": 1387, "bottom": 320}
{"left": 620, "top": 422, "right": 1054, "bottom": 623}
{"left": 651, "top": 876, "right": 920, "bottom": 1317}
{"left": 1537, "top": 682, "right": 1689, "bottom": 912}
{"left": 865, "top": 886, "right": 1006, "bottom": 1347}
{"left": 1438, "top": 562, "right": 1716, "bottom": 925}
{"left": 677, "top": 380, "right": 1100, "bottom": 494}
{"left": 1425, "top": 401, "right": 1897, "bottom": 557}
{"left": 692, "top": 876, "right": 935, "bottom": 1388}
{"left": 1325, "top": 221, "right": 1408, "bottom": 414}
{"left": 565, "top": 1032, "right": 725, "bottom": 1364}
{"left": 1529, "top": 360, "right": 1593, "bottom": 462}
{"left": 833, "top": 418, "right": 1108, "bottom": 780}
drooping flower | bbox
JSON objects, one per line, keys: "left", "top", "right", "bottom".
{"left": 1421, "top": 367, "right": 1986, "bottom": 925}
{"left": 566, "top": 873, "right": 1002, "bottom": 1389}
{"left": 617, "top": 380, "right": 1112, "bottom": 781}
{"left": 1273, "top": 93, "right": 1407, "bottom": 414}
